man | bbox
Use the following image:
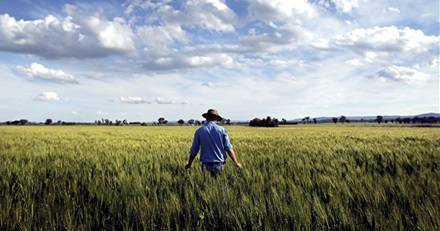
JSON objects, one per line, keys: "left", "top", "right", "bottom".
{"left": 185, "top": 109, "right": 242, "bottom": 175}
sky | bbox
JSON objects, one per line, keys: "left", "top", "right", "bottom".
{"left": 0, "top": 0, "right": 439, "bottom": 122}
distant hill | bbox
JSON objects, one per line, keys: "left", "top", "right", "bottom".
{"left": 416, "top": 112, "right": 440, "bottom": 117}
{"left": 289, "top": 112, "right": 440, "bottom": 123}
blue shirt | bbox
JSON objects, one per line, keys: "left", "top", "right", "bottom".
{"left": 189, "top": 121, "right": 233, "bottom": 163}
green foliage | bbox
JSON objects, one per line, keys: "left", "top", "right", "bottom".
{"left": 0, "top": 125, "right": 439, "bottom": 230}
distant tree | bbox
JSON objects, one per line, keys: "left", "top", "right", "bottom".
{"left": 313, "top": 118, "right": 317, "bottom": 124}
{"left": 412, "top": 116, "right": 419, "bottom": 124}
{"left": 45, "top": 119, "right": 53, "bottom": 125}
{"left": 332, "top": 117, "right": 338, "bottom": 124}
{"left": 249, "top": 116, "right": 279, "bottom": 127}
{"left": 123, "top": 120, "right": 128, "bottom": 125}
{"left": 339, "top": 115, "right": 346, "bottom": 123}
{"left": 402, "top": 118, "right": 411, "bottom": 124}
{"left": 195, "top": 120, "right": 201, "bottom": 125}
{"left": 305, "top": 116, "right": 310, "bottom": 124}
{"left": 224, "top": 119, "right": 231, "bottom": 125}
{"left": 281, "top": 118, "right": 287, "bottom": 124}
{"left": 376, "top": 115, "right": 383, "bottom": 124}
{"left": 187, "top": 119, "right": 195, "bottom": 125}
{"left": 19, "top": 119, "right": 29, "bottom": 125}
{"left": 158, "top": 117, "right": 166, "bottom": 125}
{"left": 11, "top": 120, "right": 20, "bottom": 125}
{"left": 178, "top": 119, "right": 185, "bottom": 125}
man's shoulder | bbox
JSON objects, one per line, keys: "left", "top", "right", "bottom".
{"left": 195, "top": 126, "right": 205, "bottom": 134}
{"left": 212, "top": 123, "right": 226, "bottom": 132}
{"left": 198, "top": 122, "right": 226, "bottom": 133}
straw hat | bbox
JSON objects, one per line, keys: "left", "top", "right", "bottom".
{"left": 202, "top": 109, "right": 223, "bottom": 121}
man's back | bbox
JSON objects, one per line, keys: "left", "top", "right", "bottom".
{"left": 185, "top": 109, "right": 241, "bottom": 174}
{"left": 189, "top": 121, "right": 232, "bottom": 163}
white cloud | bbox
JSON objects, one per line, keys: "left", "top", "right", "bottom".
{"left": 201, "top": 81, "right": 216, "bottom": 87}
{"left": 84, "top": 16, "right": 135, "bottom": 52}
{"left": 316, "top": 0, "right": 362, "bottom": 13}
{"left": 387, "top": 7, "right": 400, "bottom": 14}
{"left": 16, "top": 63, "right": 78, "bottom": 83}
{"left": 312, "top": 39, "right": 330, "bottom": 49}
{"left": 238, "top": 23, "right": 313, "bottom": 52}
{"left": 125, "top": 0, "right": 236, "bottom": 32}
{"left": 144, "top": 53, "right": 235, "bottom": 70}
{"left": 155, "top": 97, "right": 188, "bottom": 105}
{"left": 0, "top": 13, "right": 134, "bottom": 58}
{"left": 345, "top": 58, "right": 363, "bottom": 66}
{"left": 431, "top": 58, "right": 440, "bottom": 68}
{"left": 269, "top": 59, "right": 304, "bottom": 68}
{"left": 331, "top": 26, "right": 440, "bottom": 66}
{"left": 248, "top": 0, "right": 316, "bottom": 21}
{"left": 34, "top": 92, "right": 60, "bottom": 101}
{"left": 335, "top": 26, "right": 439, "bottom": 54}
{"left": 137, "top": 24, "right": 187, "bottom": 54}
{"left": 118, "top": 96, "right": 188, "bottom": 105}
{"left": 376, "top": 65, "right": 429, "bottom": 82}
{"left": 119, "top": 96, "right": 148, "bottom": 104}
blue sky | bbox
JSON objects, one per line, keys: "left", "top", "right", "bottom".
{"left": 0, "top": 0, "right": 438, "bottom": 122}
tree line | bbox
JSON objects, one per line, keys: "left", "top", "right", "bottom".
{"left": 2, "top": 115, "right": 439, "bottom": 126}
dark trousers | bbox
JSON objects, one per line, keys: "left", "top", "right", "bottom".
{"left": 201, "top": 162, "right": 225, "bottom": 176}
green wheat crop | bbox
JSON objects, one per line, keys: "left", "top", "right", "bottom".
{"left": 0, "top": 125, "right": 439, "bottom": 230}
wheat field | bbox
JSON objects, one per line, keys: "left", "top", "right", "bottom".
{"left": 0, "top": 125, "right": 439, "bottom": 230}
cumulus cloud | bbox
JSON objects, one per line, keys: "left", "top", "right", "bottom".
{"left": 16, "top": 63, "right": 78, "bottom": 83}
{"left": 315, "top": 0, "right": 362, "bottom": 13}
{"left": 84, "top": 16, "right": 135, "bottom": 52}
{"left": 345, "top": 58, "right": 363, "bottom": 66}
{"left": 137, "top": 24, "right": 187, "bottom": 54}
{"left": 118, "top": 96, "right": 188, "bottom": 105}
{"left": 248, "top": 0, "right": 316, "bottom": 21}
{"left": 119, "top": 96, "right": 148, "bottom": 104}
{"left": 144, "top": 53, "right": 235, "bottom": 70}
{"left": 238, "top": 24, "right": 313, "bottom": 52}
{"left": 376, "top": 65, "right": 429, "bottom": 82}
{"left": 201, "top": 81, "right": 216, "bottom": 87}
{"left": 34, "top": 92, "right": 60, "bottom": 101}
{"left": 387, "top": 7, "right": 400, "bottom": 14}
{"left": 155, "top": 97, "right": 188, "bottom": 105}
{"left": 124, "top": 0, "right": 236, "bottom": 32}
{"left": 0, "top": 13, "right": 134, "bottom": 58}
{"left": 431, "top": 58, "right": 440, "bottom": 68}
{"left": 335, "top": 26, "right": 439, "bottom": 54}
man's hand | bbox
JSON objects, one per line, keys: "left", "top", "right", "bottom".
{"left": 227, "top": 149, "right": 242, "bottom": 169}
{"left": 185, "top": 163, "right": 192, "bottom": 169}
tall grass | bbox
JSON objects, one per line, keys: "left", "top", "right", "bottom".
{"left": 0, "top": 125, "right": 439, "bottom": 230}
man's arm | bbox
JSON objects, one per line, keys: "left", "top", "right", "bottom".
{"left": 223, "top": 129, "right": 242, "bottom": 168}
{"left": 186, "top": 132, "right": 200, "bottom": 169}
{"left": 185, "top": 154, "right": 197, "bottom": 169}
{"left": 227, "top": 149, "right": 242, "bottom": 168}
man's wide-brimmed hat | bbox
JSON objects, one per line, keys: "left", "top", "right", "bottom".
{"left": 202, "top": 109, "right": 223, "bottom": 121}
